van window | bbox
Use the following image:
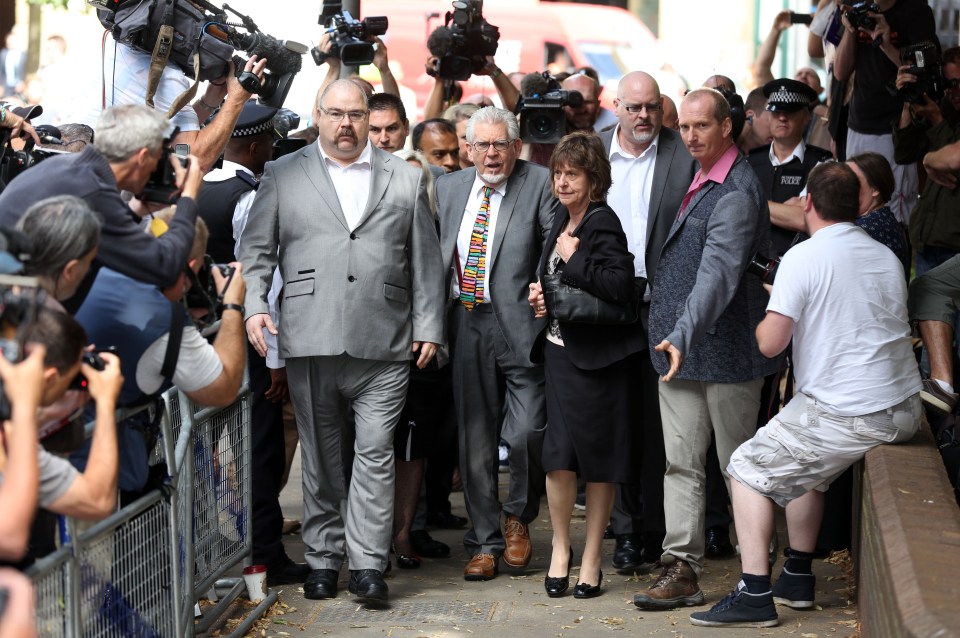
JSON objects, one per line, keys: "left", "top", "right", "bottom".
{"left": 578, "top": 42, "right": 629, "bottom": 86}
{"left": 545, "top": 42, "right": 572, "bottom": 76}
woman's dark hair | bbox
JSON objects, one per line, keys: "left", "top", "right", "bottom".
{"left": 15, "top": 195, "right": 101, "bottom": 282}
{"left": 21, "top": 308, "right": 87, "bottom": 374}
{"left": 548, "top": 131, "right": 612, "bottom": 202}
{"left": 847, "top": 152, "right": 895, "bottom": 208}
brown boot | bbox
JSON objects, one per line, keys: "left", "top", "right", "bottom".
{"left": 633, "top": 558, "right": 705, "bottom": 610}
{"left": 502, "top": 515, "right": 532, "bottom": 568}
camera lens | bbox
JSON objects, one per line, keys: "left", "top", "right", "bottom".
{"left": 532, "top": 115, "right": 556, "bottom": 137}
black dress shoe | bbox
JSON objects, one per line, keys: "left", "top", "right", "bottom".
{"left": 394, "top": 550, "right": 421, "bottom": 569}
{"left": 410, "top": 529, "right": 450, "bottom": 558}
{"left": 426, "top": 510, "right": 469, "bottom": 529}
{"left": 704, "top": 526, "right": 736, "bottom": 560}
{"left": 265, "top": 556, "right": 311, "bottom": 587}
{"left": 544, "top": 547, "right": 573, "bottom": 598}
{"left": 573, "top": 569, "right": 603, "bottom": 599}
{"left": 612, "top": 534, "right": 644, "bottom": 573}
{"left": 603, "top": 525, "right": 615, "bottom": 540}
{"left": 348, "top": 569, "right": 389, "bottom": 603}
{"left": 303, "top": 568, "right": 339, "bottom": 600}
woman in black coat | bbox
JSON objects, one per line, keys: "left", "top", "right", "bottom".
{"left": 528, "top": 131, "right": 645, "bottom": 599}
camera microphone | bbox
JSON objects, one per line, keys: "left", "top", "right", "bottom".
{"left": 34, "top": 125, "right": 62, "bottom": 146}
{"left": 427, "top": 26, "right": 454, "bottom": 58}
{"left": 520, "top": 72, "right": 552, "bottom": 98}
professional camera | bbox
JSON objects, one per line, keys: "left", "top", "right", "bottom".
{"left": 0, "top": 274, "right": 44, "bottom": 421}
{"left": 185, "top": 255, "right": 237, "bottom": 329}
{"left": 140, "top": 131, "right": 188, "bottom": 205}
{"left": 843, "top": 0, "right": 881, "bottom": 31}
{"left": 518, "top": 72, "right": 583, "bottom": 144}
{"left": 426, "top": 0, "right": 500, "bottom": 82}
{"left": 314, "top": 3, "right": 389, "bottom": 68}
{"left": 746, "top": 253, "right": 781, "bottom": 285}
{"left": 899, "top": 41, "right": 945, "bottom": 104}
{"left": 94, "top": 0, "right": 305, "bottom": 109}
{"left": 0, "top": 126, "right": 68, "bottom": 194}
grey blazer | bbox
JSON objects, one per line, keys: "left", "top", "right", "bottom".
{"left": 238, "top": 143, "right": 445, "bottom": 362}
{"left": 599, "top": 126, "right": 697, "bottom": 288}
{"left": 648, "top": 152, "right": 779, "bottom": 383}
{"left": 436, "top": 160, "right": 560, "bottom": 367}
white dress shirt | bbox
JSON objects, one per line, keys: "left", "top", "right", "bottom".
{"left": 453, "top": 176, "right": 507, "bottom": 303}
{"left": 318, "top": 140, "right": 373, "bottom": 231}
{"left": 607, "top": 125, "right": 658, "bottom": 278}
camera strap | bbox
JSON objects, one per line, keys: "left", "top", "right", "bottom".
{"left": 160, "top": 299, "right": 185, "bottom": 385}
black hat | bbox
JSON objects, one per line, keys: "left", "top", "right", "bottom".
{"left": 12, "top": 104, "right": 43, "bottom": 121}
{"left": 763, "top": 79, "right": 818, "bottom": 112}
{"left": 232, "top": 101, "right": 279, "bottom": 138}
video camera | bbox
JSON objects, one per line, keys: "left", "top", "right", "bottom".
{"left": 746, "top": 253, "right": 781, "bottom": 285}
{"left": 843, "top": 0, "right": 881, "bottom": 31}
{"left": 518, "top": 72, "right": 583, "bottom": 144}
{"left": 185, "top": 255, "right": 237, "bottom": 330}
{"left": 899, "top": 41, "right": 945, "bottom": 104}
{"left": 0, "top": 123, "right": 69, "bottom": 194}
{"left": 314, "top": 3, "right": 389, "bottom": 68}
{"left": 92, "top": 0, "right": 305, "bottom": 109}
{"left": 427, "top": 0, "right": 500, "bottom": 82}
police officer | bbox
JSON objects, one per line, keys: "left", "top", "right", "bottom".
{"left": 747, "top": 78, "right": 832, "bottom": 256}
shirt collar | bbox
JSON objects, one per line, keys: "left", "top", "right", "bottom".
{"left": 691, "top": 143, "right": 739, "bottom": 191}
{"left": 609, "top": 125, "right": 659, "bottom": 160}
{"left": 204, "top": 159, "right": 254, "bottom": 183}
{"left": 317, "top": 139, "right": 372, "bottom": 169}
{"left": 769, "top": 139, "right": 806, "bottom": 166}
{"left": 470, "top": 173, "right": 508, "bottom": 199}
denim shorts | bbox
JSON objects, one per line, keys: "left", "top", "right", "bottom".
{"left": 728, "top": 392, "right": 921, "bottom": 508}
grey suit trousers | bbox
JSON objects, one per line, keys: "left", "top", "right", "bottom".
{"left": 451, "top": 304, "right": 546, "bottom": 556}
{"left": 286, "top": 354, "right": 409, "bottom": 572}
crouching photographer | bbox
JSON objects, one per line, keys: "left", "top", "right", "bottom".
{"left": 0, "top": 105, "right": 203, "bottom": 311}
{"left": 894, "top": 46, "right": 960, "bottom": 275}
{"left": 72, "top": 211, "right": 246, "bottom": 500}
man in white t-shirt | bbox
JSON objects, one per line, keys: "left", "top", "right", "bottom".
{"left": 690, "top": 162, "right": 922, "bottom": 629}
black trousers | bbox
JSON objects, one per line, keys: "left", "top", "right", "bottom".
{"left": 249, "top": 343, "right": 287, "bottom": 566}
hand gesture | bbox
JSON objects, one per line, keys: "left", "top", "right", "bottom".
{"left": 556, "top": 231, "right": 580, "bottom": 262}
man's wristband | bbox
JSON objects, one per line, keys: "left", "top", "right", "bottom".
{"left": 221, "top": 303, "right": 245, "bottom": 315}
{"left": 198, "top": 96, "right": 221, "bottom": 110}
{"left": 0, "top": 103, "right": 6, "bottom": 123}
{"left": 489, "top": 67, "right": 503, "bottom": 79}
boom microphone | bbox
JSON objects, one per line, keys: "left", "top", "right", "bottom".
{"left": 520, "top": 72, "right": 552, "bottom": 98}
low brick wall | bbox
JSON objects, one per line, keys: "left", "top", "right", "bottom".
{"left": 858, "top": 423, "right": 960, "bottom": 637}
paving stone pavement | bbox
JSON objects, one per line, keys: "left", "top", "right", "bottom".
{"left": 224, "top": 452, "right": 859, "bottom": 637}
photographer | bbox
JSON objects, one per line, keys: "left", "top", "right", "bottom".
{"left": 73, "top": 213, "right": 246, "bottom": 494}
{"left": 0, "top": 105, "right": 203, "bottom": 307}
{"left": 314, "top": 32, "right": 400, "bottom": 101}
{"left": 422, "top": 54, "right": 519, "bottom": 120}
{"left": 893, "top": 47, "right": 960, "bottom": 275}
{"left": 832, "top": 0, "right": 936, "bottom": 221}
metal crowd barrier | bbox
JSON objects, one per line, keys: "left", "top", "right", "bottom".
{"left": 27, "top": 384, "right": 269, "bottom": 637}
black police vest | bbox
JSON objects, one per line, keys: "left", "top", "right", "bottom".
{"left": 748, "top": 144, "right": 831, "bottom": 256}
{"left": 196, "top": 171, "right": 258, "bottom": 264}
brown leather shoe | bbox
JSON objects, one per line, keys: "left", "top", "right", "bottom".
{"left": 633, "top": 558, "right": 705, "bottom": 609}
{"left": 464, "top": 553, "right": 499, "bottom": 581}
{"left": 502, "top": 516, "right": 532, "bottom": 568}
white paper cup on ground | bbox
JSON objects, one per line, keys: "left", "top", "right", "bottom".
{"left": 242, "top": 564, "right": 267, "bottom": 602}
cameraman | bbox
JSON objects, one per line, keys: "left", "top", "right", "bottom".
{"left": 893, "top": 47, "right": 960, "bottom": 275}
{"left": 832, "top": 0, "right": 935, "bottom": 221}
{"left": 73, "top": 213, "right": 246, "bottom": 494}
{"left": 314, "top": 33, "right": 400, "bottom": 100}
{"left": 0, "top": 105, "right": 203, "bottom": 307}
{"left": 422, "top": 53, "right": 519, "bottom": 120}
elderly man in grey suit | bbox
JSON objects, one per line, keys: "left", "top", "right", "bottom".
{"left": 436, "top": 106, "right": 560, "bottom": 581}
{"left": 597, "top": 71, "right": 697, "bottom": 575}
{"left": 633, "top": 88, "right": 778, "bottom": 611}
{"left": 239, "top": 79, "right": 445, "bottom": 604}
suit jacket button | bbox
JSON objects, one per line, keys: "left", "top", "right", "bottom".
{"left": 348, "top": 275, "right": 356, "bottom": 282}
{"left": 350, "top": 233, "right": 357, "bottom": 240}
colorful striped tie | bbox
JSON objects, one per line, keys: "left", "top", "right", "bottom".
{"left": 460, "top": 186, "right": 493, "bottom": 310}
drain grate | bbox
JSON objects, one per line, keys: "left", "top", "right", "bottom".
{"left": 313, "top": 600, "right": 502, "bottom": 624}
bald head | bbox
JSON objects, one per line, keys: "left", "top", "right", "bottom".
{"left": 794, "top": 67, "right": 822, "bottom": 95}
{"left": 562, "top": 73, "right": 602, "bottom": 131}
{"left": 703, "top": 74, "right": 736, "bottom": 93}
{"left": 614, "top": 71, "right": 663, "bottom": 154}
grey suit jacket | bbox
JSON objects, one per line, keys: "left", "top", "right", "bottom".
{"left": 599, "top": 125, "right": 697, "bottom": 285}
{"left": 238, "top": 143, "right": 445, "bottom": 362}
{"left": 436, "top": 160, "right": 560, "bottom": 367}
{"left": 648, "top": 151, "right": 779, "bottom": 383}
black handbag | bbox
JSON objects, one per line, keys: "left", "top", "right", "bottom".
{"left": 542, "top": 207, "right": 641, "bottom": 325}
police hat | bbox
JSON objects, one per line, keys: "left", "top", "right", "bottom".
{"left": 232, "top": 101, "right": 279, "bottom": 138}
{"left": 763, "top": 79, "right": 818, "bottom": 113}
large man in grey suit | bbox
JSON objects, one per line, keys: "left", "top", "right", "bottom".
{"left": 239, "top": 80, "right": 445, "bottom": 604}
{"left": 436, "top": 107, "right": 560, "bottom": 581}
{"left": 633, "top": 88, "right": 778, "bottom": 611}
{"left": 598, "top": 71, "right": 697, "bottom": 574}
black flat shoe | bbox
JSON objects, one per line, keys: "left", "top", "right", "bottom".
{"left": 348, "top": 569, "right": 389, "bottom": 603}
{"left": 573, "top": 569, "right": 603, "bottom": 599}
{"left": 544, "top": 547, "right": 573, "bottom": 598}
{"left": 395, "top": 552, "right": 422, "bottom": 569}
{"left": 303, "top": 568, "right": 339, "bottom": 600}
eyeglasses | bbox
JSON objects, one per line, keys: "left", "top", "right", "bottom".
{"left": 320, "top": 107, "right": 368, "bottom": 122}
{"left": 472, "top": 139, "right": 512, "bottom": 153}
{"left": 621, "top": 102, "right": 662, "bottom": 114}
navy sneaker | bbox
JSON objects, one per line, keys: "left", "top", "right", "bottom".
{"left": 689, "top": 581, "right": 778, "bottom": 628}
{"left": 772, "top": 568, "right": 816, "bottom": 609}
